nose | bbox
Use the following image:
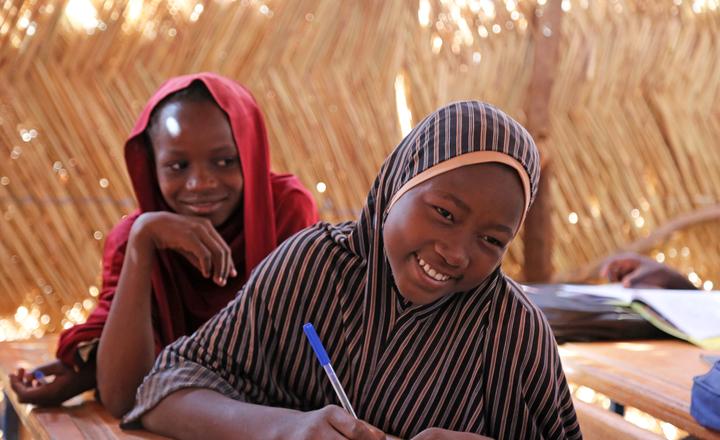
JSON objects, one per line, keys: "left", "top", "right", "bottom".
{"left": 434, "top": 236, "right": 470, "bottom": 269}
{"left": 186, "top": 166, "right": 218, "bottom": 191}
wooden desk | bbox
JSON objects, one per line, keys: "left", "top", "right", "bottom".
{"left": 0, "top": 335, "right": 166, "bottom": 439}
{"left": 560, "top": 340, "right": 720, "bottom": 440}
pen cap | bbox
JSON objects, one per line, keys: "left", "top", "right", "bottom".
{"left": 303, "top": 323, "right": 331, "bottom": 366}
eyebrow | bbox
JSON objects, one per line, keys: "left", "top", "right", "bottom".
{"left": 209, "top": 145, "right": 237, "bottom": 153}
{"left": 160, "top": 145, "right": 236, "bottom": 156}
{"left": 437, "top": 191, "right": 515, "bottom": 235}
{"left": 486, "top": 223, "right": 514, "bottom": 235}
{"left": 437, "top": 191, "right": 470, "bottom": 212}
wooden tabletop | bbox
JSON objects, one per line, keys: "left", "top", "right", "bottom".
{"left": 560, "top": 339, "right": 720, "bottom": 440}
{"left": 0, "top": 335, "right": 166, "bottom": 440}
{"left": 5, "top": 336, "right": 719, "bottom": 439}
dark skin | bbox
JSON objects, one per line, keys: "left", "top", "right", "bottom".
{"left": 383, "top": 163, "right": 524, "bottom": 307}
{"left": 142, "top": 388, "right": 387, "bottom": 440}
{"left": 10, "top": 98, "right": 242, "bottom": 417}
{"left": 411, "top": 429, "right": 493, "bottom": 440}
{"left": 140, "top": 163, "right": 514, "bottom": 440}
{"left": 9, "top": 362, "right": 96, "bottom": 406}
{"left": 600, "top": 252, "right": 696, "bottom": 289}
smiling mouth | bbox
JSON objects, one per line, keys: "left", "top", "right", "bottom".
{"left": 415, "top": 254, "right": 452, "bottom": 282}
{"left": 180, "top": 198, "right": 228, "bottom": 213}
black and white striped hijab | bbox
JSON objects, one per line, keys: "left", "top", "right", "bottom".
{"left": 340, "top": 100, "right": 541, "bottom": 399}
{"left": 348, "top": 100, "right": 539, "bottom": 259}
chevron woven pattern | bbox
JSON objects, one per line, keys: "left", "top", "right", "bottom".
{"left": 1, "top": 0, "right": 719, "bottom": 338}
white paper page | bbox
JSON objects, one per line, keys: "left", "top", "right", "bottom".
{"left": 633, "top": 290, "right": 720, "bottom": 340}
{"left": 555, "top": 283, "right": 635, "bottom": 304}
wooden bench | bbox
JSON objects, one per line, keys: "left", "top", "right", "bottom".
{"left": 573, "top": 398, "right": 663, "bottom": 440}
{"left": 7, "top": 335, "right": 716, "bottom": 439}
{"left": 561, "top": 340, "right": 720, "bottom": 440}
{"left": 0, "top": 335, "right": 167, "bottom": 439}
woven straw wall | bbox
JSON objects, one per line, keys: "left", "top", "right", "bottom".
{"left": 1, "top": 0, "right": 719, "bottom": 338}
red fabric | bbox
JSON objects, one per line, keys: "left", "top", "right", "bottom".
{"left": 57, "top": 73, "right": 318, "bottom": 367}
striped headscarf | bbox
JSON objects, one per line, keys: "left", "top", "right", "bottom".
{"left": 345, "top": 99, "right": 541, "bottom": 391}
{"left": 385, "top": 103, "right": 537, "bottom": 214}
{"left": 125, "top": 101, "right": 579, "bottom": 439}
{"left": 349, "top": 100, "right": 538, "bottom": 260}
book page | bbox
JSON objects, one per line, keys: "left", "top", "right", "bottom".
{"left": 632, "top": 290, "right": 720, "bottom": 341}
{"left": 524, "top": 283, "right": 720, "bottom": 341}
{"left": 554, "top": 283, "right": 635, "bottom": 305}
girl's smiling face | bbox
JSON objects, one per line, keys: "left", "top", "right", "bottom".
{"left": 382, "top": 163, "right": 525, "bottom": 305}
{"left": 149, "top": 99, "right": 244, "bottom": 227}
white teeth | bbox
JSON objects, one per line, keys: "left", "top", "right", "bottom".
{"left": 416, "top": 256, "right": 450, "bottom": 281}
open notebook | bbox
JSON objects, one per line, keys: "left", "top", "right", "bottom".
{"left": 544, "top": 284, "right": 720, "bottom": 349}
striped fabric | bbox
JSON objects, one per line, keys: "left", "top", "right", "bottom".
{"left": 124, "top": 101, "right": 581, "bottom": 439}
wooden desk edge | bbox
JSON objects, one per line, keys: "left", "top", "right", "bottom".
{"left": 1, "top": 374, "right": 52, "bottom": 440}
{"left": 561, "top": 341, "right": 720, "bottom": 440}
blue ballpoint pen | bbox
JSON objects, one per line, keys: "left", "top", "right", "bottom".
{"left": 303, "top": 322, "right": 358, "bottom": 419}
{"left": 33, "top": 370, "right": 48, "bottom": 385}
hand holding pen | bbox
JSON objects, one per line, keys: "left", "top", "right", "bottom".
{"left": 302, "top": 322, "right": 387, "bottom": 440}
{"left": 303, "top": 323, "right": 357, "bottom": 418}
{"left": 9, "top": 360, "right": 96, "bottom": 406}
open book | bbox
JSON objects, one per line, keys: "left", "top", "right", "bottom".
{"left": 541, "top": 284, "right": 720, "bottom": 350}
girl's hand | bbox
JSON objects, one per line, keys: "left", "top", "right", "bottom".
{"left": 277, "top": 405, "right": 386, "bottom": 440}
{"left": 411, "top": 428, "right": 493, "bottom": 440}
{"left": 9, "top": 360, "right": 96, "bottom": 406}
{"left": 133, "top": 212, "right": 236, "bottom": 286}
{"left": 600, "top": 252, "right": 695, "bottom": 289}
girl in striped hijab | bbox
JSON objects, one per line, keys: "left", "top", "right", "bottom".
{"left": 124, "top": 101, "right": 581, "bottom": 439}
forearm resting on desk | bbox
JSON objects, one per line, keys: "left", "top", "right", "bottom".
{"left": 410, "top": 429, "right": 492, "bottom": 440}
{"left": 142, "top": 388, "right": 386, "bottom": 440}
{"left": 141, "top": 389, "right": 307, "bottom": 439}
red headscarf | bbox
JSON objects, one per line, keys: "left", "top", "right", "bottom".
{"left": 57, "top": 73, "right": 318, "bottom": 367}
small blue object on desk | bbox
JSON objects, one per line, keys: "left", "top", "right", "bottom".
{"left": 33, "top": 370, "right": 47, "bottom": 385}
{"left": 303, "top": 322, "right": 357, "bottom": 419}
{"left": 691, "top": 358, "right": 720, "bottom": 431}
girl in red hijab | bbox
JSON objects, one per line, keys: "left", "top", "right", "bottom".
{"left": 9, "top": 73, "right": 318, "bottom": 417}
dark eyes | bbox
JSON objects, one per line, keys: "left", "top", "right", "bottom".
{"left": 168, "top": 161, "right": 188, "bottom": 171}
{"left": 433, "top": 205, "right": 505, "bottom": 249}
{"left": 165, "top": 157, "right": 237, "bottom": 172}
{"left": 482, "top": 236, "right": 504, "bottom": 248}
{"left": 435, "top": 206, "right": 454, "bottom": 221}
{"left": 216, "top": 157, "right": 238, "bottom": 167}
